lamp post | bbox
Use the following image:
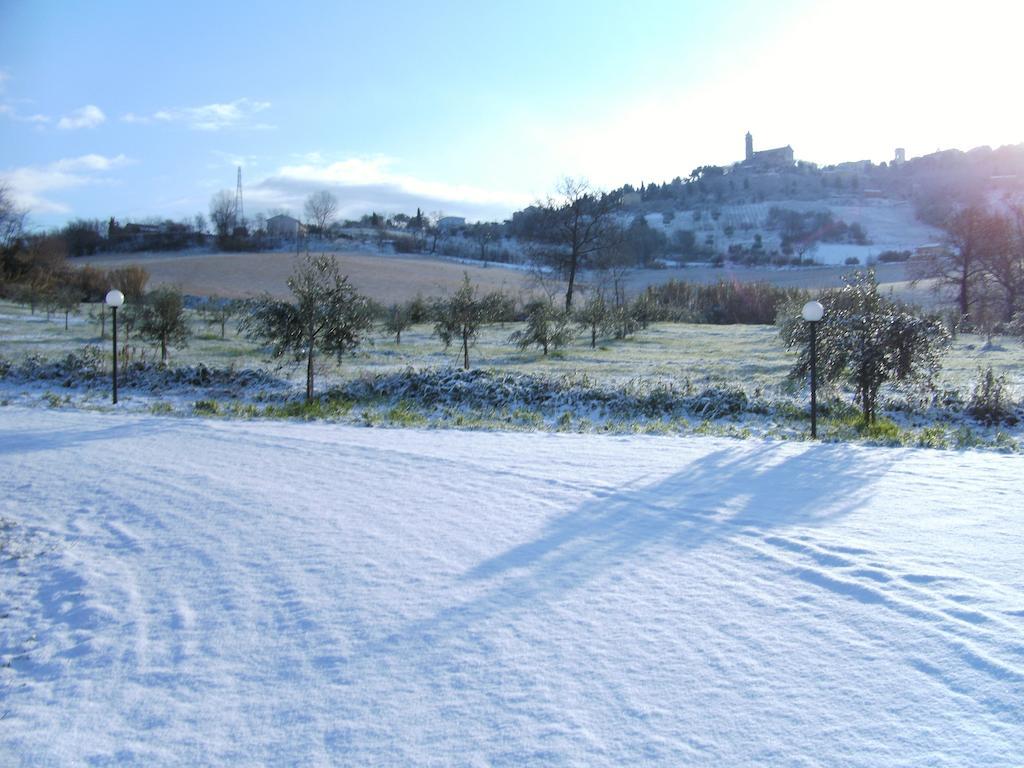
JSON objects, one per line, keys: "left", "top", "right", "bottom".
{"left": 105, "top": 289, "right": 125, "bottom": 404}
{"left": 802, "top": 300, "right": 824, "bottom": 439}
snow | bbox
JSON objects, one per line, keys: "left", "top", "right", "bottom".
{"left": 2, "top": 407, "right": 1023, "bottom": 765}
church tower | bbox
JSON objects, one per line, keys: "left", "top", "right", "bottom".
{"left": 745, "top": 132, "right": 754, "bottom": 162}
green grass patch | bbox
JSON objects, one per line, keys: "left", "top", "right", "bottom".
{"left": 262, "top": 397, "right": 354, "bottom": 420}
{"left": 193, "top": 399, "right": 221, "bottom": 415}
{"left": 386, "top": 400, "right": 428, "bottom": 427}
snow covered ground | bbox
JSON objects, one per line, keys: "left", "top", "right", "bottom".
{"left": 2, "top": 407, "right": 1022, "bottom": 766}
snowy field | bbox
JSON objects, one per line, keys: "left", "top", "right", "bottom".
{"left": 2, "top": 408, "right": 1023, "bottom": 766}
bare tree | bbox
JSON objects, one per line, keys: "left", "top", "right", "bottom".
{"left": 979, "top": 206, "right": 1024, "bottom": 322}
{"left": 0, "top": 184, "right": 27, "bottom": 251}
{"left": 543, "top": 178, "right": 621, "bottom": 312}
{"left": 304, "top": 190, "right": 338, "bottom": 236}
{"left": 107, "top": 265, "right": 150, "bottom": 301}
{"left": 209, "top": 190, "right": 236, "bottom": 239}
{"left": 910, "top": 205, "right": 996, "bottom": 322}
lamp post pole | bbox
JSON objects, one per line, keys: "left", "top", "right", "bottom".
{"left": 809, "top": 319, "right": 817, "bottom": 438}
{"left": 801, "top": 301, "right": 824, "bottom": 439}
{"left": 105, "top": 290, "right": 125, "bottom": 404}
{"left": 112, "top": 303, "right": 118, "bottom": 405}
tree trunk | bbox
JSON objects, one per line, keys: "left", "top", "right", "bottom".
{"left": 591, "top": 326, "right": 597, "bottom": 348}
{"left": 396, "top": 330, "right": 401, "bottom": 345}
{"left": 462, "top": 330, "right": 469, "bottom": 370}
{"left": 564, "top": 253, "right": 579, "bottom": 313}
{"left": 306, "top": 347, "right": 315, "bottom": 402}
{"left": 959, "top": 262, "right": 970, "bottom": 320}
{"left": 161, "top": 335, "right": 168, "bottom": 364}
{"left": 64, "top": 311, "right": 69, "bottom": 330}
{"left": 220, "top": 319, "right": 226, "bottom": 339}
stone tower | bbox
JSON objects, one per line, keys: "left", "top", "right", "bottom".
{"left": 745, "top": 132, "right": 754, "bottom": 162}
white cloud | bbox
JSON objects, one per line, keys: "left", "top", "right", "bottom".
{"left": 250, "top": 155, "right": 529, "bottom": 222}
{"left": 0, "top": 102, "right": 51, "bottom": 125}
{"left": 57, "top": 104, "right": 106, "bottom": 130}
{"left": 0, "top": 69, "right": 10, "bottom": 92}
{"left": 123, "top": 98, "right": 273, "bottom": 131}
{"left": 1, "top": 153, "right": 131, "bottom": 213}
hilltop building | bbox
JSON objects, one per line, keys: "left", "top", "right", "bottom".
{"left": 743, "top": 132, "right": 794, "bottom": 170}
{"left": 437, "top": 216, "right": 466, "bottom": 231}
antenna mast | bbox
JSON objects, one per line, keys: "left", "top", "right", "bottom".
{"left": 234, "top": 166, "right": 244, "bottom": 226}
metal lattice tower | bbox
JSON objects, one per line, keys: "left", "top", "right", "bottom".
{"left": 234, "top": 166, "right": 244, "bottom": 225}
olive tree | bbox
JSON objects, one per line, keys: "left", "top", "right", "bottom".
{"left": 509, "top": 299, "right": 574, "bottom": 355}
{"left": 432, "top": 274, "right": 503, "bottom": 370}
{"left": 574, "top": 291, "right": 611, "bottom": 348}
{"left": 383, "top": 301, "right": 413, "bottom": 345}
{"left": 779, "top": 271, "right": 950, "bottom": 424}
{"left": 52, "top": 284, "right": 83, "bottom": 330}
{"left": 200, "top": 295, "right": 242, "bottom": 339}
{"left": 242, "top": 254, "right": 372, "bottom": 401}
{"left": 138, "top": 287, "right": 191, "bottom": 364}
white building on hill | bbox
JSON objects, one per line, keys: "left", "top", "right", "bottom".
{"left": 267, "top": 214, "right": 304, "bottom": 239}
{"left": 438, "top": 216, "right": 466, "bottom": 231}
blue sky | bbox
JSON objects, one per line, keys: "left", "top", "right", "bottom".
{"left": 2, "top": 0, "right": 1022, "bottom": 228}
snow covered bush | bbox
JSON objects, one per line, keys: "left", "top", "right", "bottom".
{"left": 967, "top": 367, "right": 1019, "bottom": 426}
{"left": 8, "top": 346, "right": 105, "bottom": 385}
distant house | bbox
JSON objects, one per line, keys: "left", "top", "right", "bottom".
{"left": 915, "top": 243, "right": 949, "bottom": 260}
{"left": 437, "top": 216, "right": 466, "bottom": 231}
{"left": 267, "top": 214, "right": 304, "bottom": 239}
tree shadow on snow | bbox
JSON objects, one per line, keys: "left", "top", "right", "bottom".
{"left": 0, "top": 419, "right": 177, "bottom": 456}
{"left": 467, "top": 442, "right": 884, "bottom": 585}
{"left": 375, "top": 442, "right": 894, "bottom": 653}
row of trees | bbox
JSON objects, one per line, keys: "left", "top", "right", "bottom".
{"left": 244, "top": 260, "right": 665, "bottom": 400}
{"left": 246, "top": 260, "right": 970, "bottom": 425}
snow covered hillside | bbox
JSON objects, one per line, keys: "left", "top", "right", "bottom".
{"left": 2, "top": 408, "right": 1022, "bottom": 765}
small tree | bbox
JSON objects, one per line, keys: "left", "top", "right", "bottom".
{"left": 138, "top": 287, "right": 191, "bottom": 364}
{"left": 509, "top": 299, "right": 574, "bottom": 355}
{"left": 432, "top": 274, "right": 501, "bottom": 370}
{"left": 242, "top": 254, "right": 372, "bottom": 401}
{"left": 383, "top": 302, "right": 413, "bottom": 344}
{"left": 574, "top": 291, "right": 611, "bottom": 348}
{"left": 780, "top": 271, "right": 950, "bottom": 424}
{"left": 630, "top": 291, "right": 659, "bottom": 330}
{"left": 200, "top": 295, "right": 241, "bottom": 339}
{"left": 53, "top": 284, "right": 82, "bottom": 330}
